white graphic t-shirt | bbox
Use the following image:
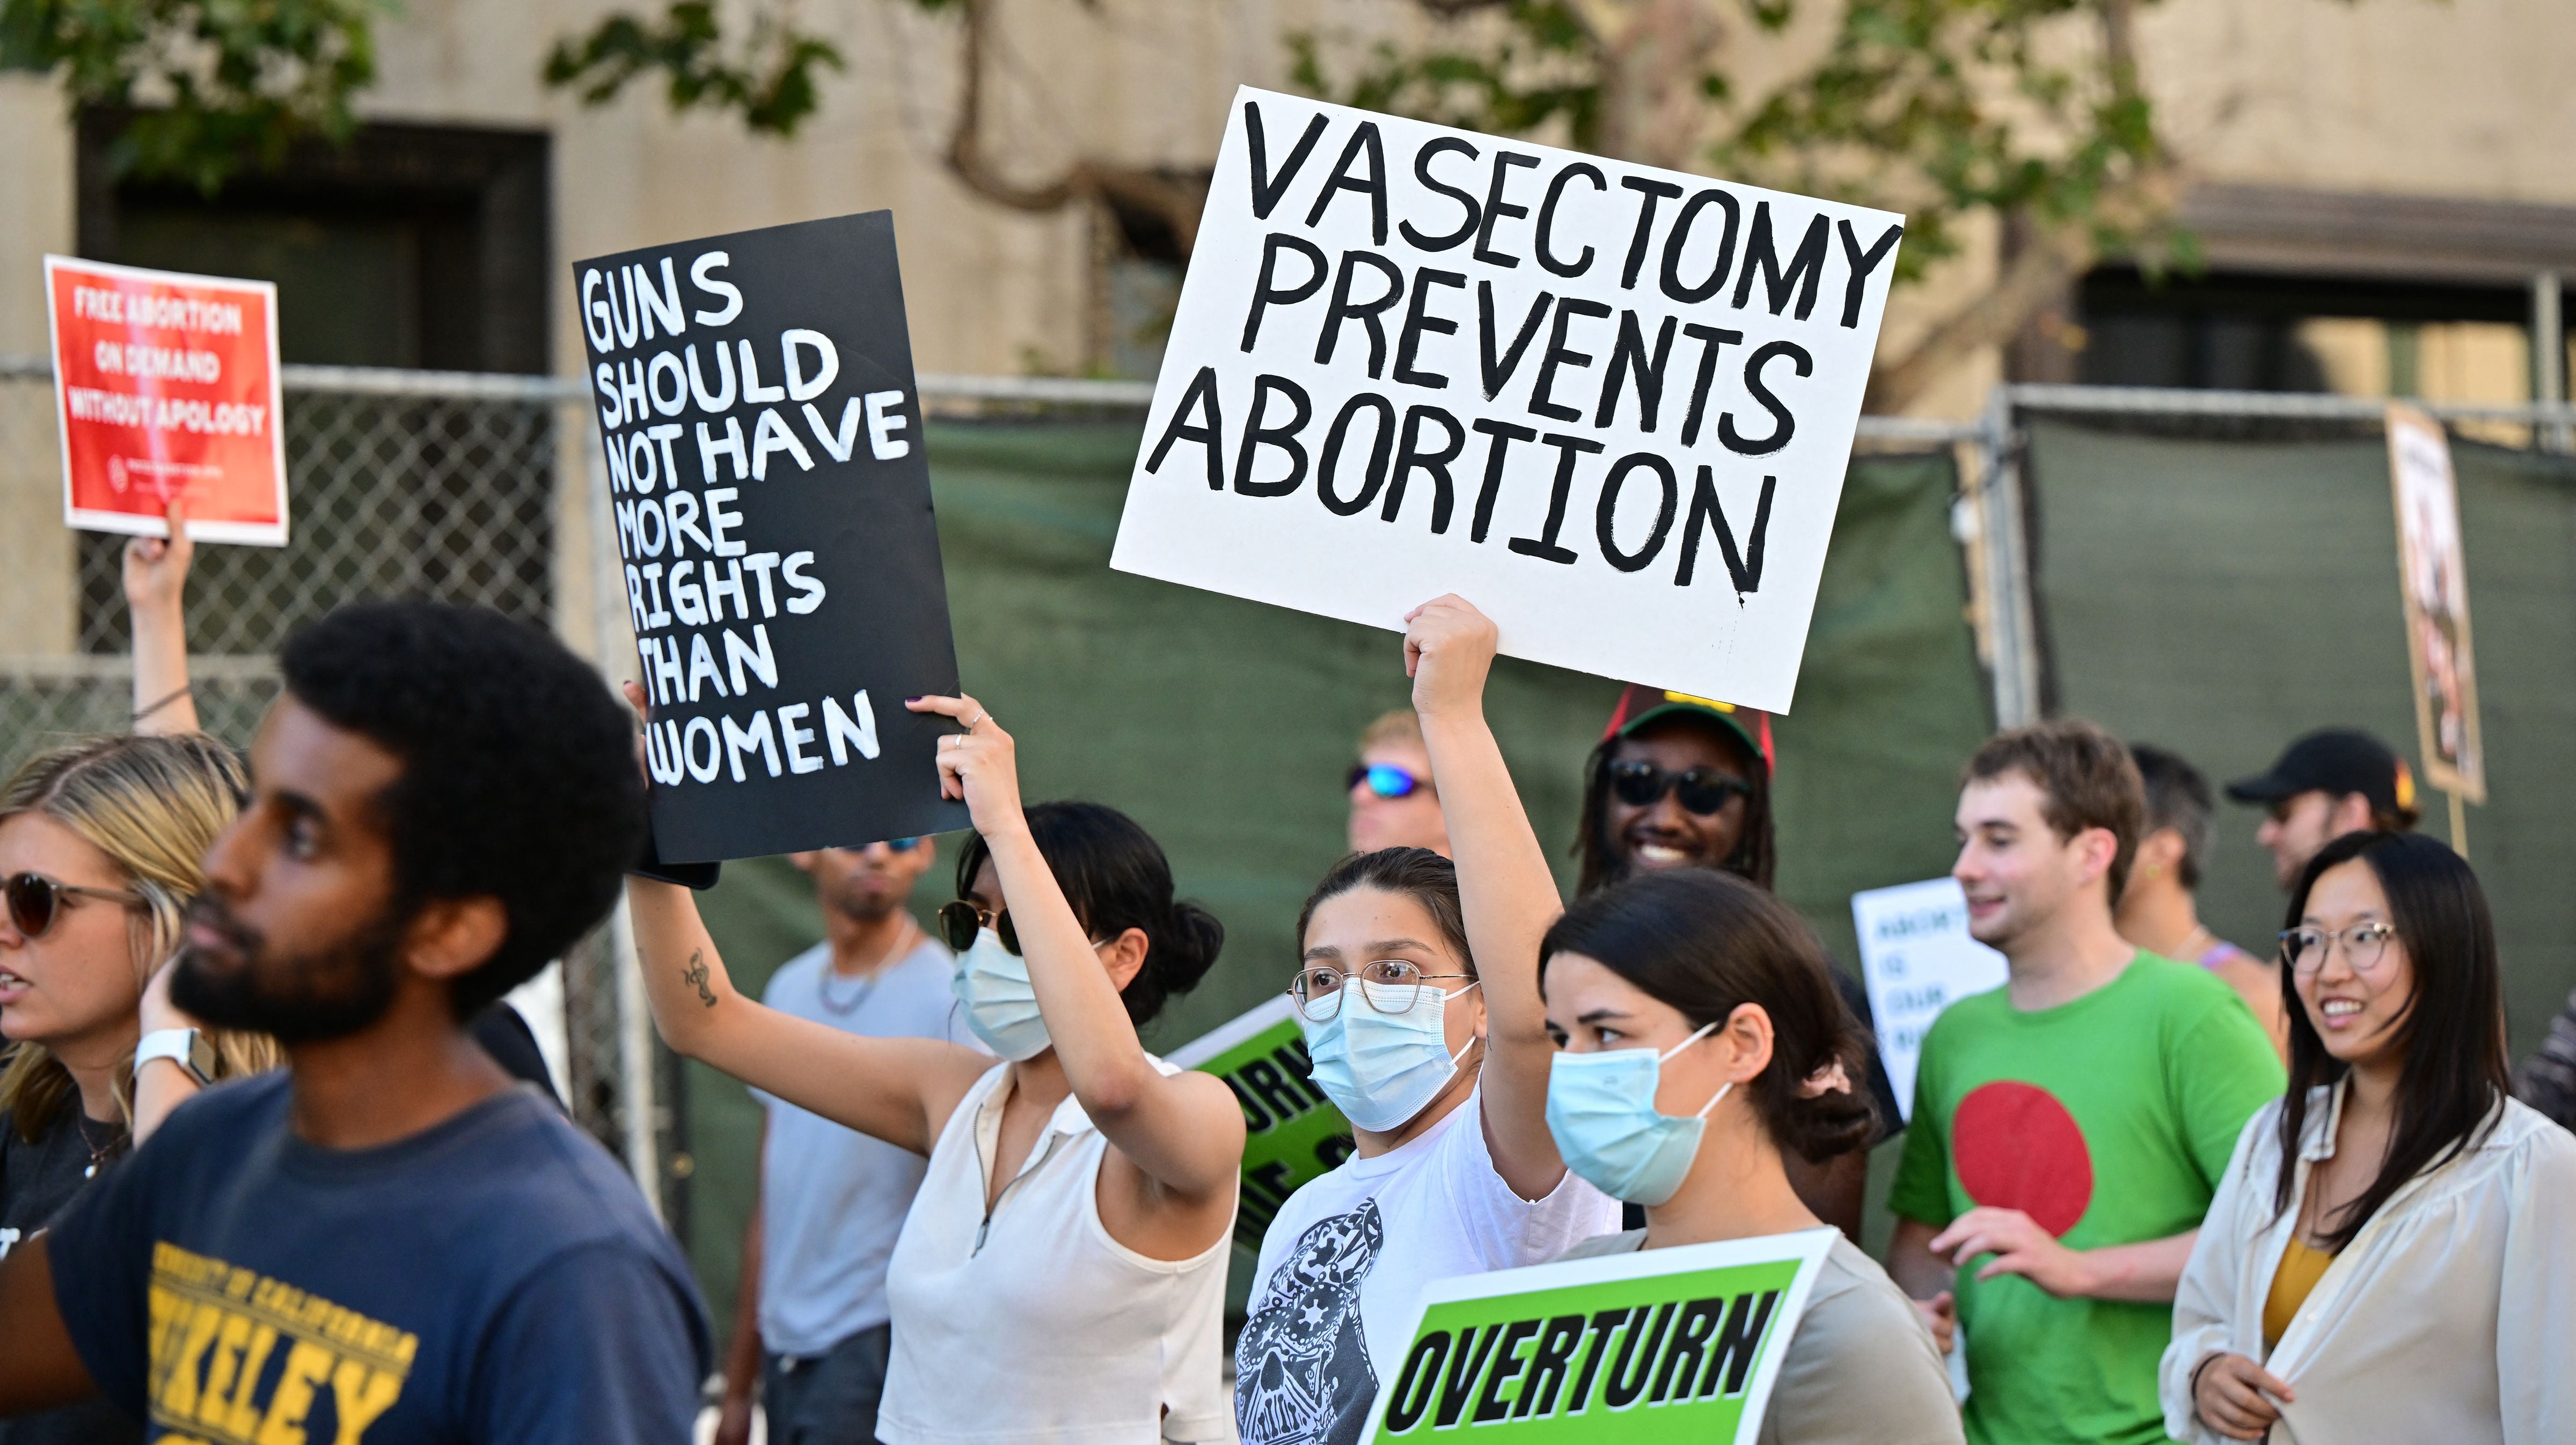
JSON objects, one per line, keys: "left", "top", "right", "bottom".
{"left": 1234, "top": 1084, "right": 1618, "bottom": 1445}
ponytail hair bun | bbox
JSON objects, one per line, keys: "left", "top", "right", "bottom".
{"left": 1540, "top": 868, "right": 1880, "bottom": 1163}
{"left": 955, "top": 801, "right": 1223, "bottom": 1028}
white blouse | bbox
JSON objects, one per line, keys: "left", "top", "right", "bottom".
{"left": 2161, "top": 1083, "right": 2576, "bottom": 1445}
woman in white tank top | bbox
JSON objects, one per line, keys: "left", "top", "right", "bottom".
{"left": 624, "top": 687, "right": 1245, "bottom": 1444}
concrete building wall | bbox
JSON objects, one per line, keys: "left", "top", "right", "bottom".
{"left": 6, "top": 1, "right": 2571, "bottom": 399}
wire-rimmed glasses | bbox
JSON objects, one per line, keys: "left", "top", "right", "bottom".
{"left": 1289, "top": 959, "right": 1474, "bottom": 1022}
{"left": 2278, "top": 922, "right": 2399, "bottom": 976}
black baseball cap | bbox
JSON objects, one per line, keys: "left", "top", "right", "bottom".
{"left": 2224, "top": 729, "right": 2416, "bottom": 817}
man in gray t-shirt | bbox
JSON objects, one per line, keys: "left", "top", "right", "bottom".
{"left": 712, "top": 839, "right": 984, "bottom": 1445}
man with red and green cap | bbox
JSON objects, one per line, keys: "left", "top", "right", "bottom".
{"left": 1575, "top": 684, "right": 1902, "bottom": 1238}
{"left": 1578, "top": 684, "right": 1777, "bottom": 893}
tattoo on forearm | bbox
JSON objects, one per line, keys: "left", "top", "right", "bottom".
{"left": 684, "top": 949, "right": 716, "bottom": 1008}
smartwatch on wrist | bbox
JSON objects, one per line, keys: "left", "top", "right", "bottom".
{"left": 135, "top": 1028, "right": 216, "bottom": 1085}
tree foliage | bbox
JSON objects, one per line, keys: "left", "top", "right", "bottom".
{"left": 1296, "top": 0, "right": 2178, "bottom": 295}
{"left": 0, "top": 0, "right": 383, "bottom": 192}
{"left": 546, "top": 0, "right": 2196, "bottom": 405}
{"left": 5, "top": 0, "right": 2206, "bottom": 400}
{"left": 543, "top": 0, "right": 845, "bottom": 136}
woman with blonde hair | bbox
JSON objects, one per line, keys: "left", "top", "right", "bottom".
{"left": 0, "top": 735, "right": 279, "bottom": 1444}
{"left": 0, "top": 510, "right": 276, "bottom": 1445}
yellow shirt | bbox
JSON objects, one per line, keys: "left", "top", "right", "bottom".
{"left": 2263, "top": 1236, "right": 2334, "bottom": 1351}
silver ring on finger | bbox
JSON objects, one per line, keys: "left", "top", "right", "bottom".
{"left": 966, "top": 710, "right": 989, "bottom": 730}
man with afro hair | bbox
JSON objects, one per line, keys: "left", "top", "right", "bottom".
{"left": 0, "top": 601, "right": 707, "bottom": 1442}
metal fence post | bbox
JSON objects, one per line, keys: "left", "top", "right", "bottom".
{"left": 1975, "top": 385, "right": 2041, "bottom": 727}
{"left": 575, "top": 408, "right": 666, "bottom": 1217}
{"left": 2534, "top": 273, "right": 2570, "bottom": 454}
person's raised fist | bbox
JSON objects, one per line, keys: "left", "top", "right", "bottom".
{"left": 1402, "top": 595, "right": 1498, "bottom": 722}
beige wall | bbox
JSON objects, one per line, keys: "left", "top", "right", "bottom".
{"left": 0, "top": 75, "right": 78, "bottom": 654}
{"left": 348, "top": 0, "right": 1438, "bottom": 381}
{"left": 3, "top": 1, "right": 2570, "bottom": 668}
{"left": 3, "top": 0, "right": 2571, "bottom": 404}
{"left": 2146, "top": 0, "right": 2576, "bottom": 206}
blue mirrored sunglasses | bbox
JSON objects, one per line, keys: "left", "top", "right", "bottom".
{"left": 1347, "top": 763, "right": 1425, "bottom": 799}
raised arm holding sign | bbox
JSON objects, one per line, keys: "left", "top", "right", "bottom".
{"left": 1113, "top": 89, "right": 1903, "bottom": 713}
{"left": 620, "top": 683, "right": 1243, "bottom": 1443}
{"left": 1232, "top": 600, "right": 1619, "bottom": 1445}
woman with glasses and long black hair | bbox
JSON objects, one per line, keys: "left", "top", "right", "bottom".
{"left": 623, "top": 688, "right": 1241, "bottom": 1445}
{"left": 1234, "top": 597, "right": 1619, "bottom": 1445}
{"left": 2161, "top": 831, "right": 2575, "bottom": 1444}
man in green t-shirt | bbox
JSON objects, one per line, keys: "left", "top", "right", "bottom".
{"left": 1889, "top": 719, "right": 2285, "bottom": 1445}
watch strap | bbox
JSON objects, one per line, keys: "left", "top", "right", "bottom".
{"left": 136, "top": 1028, "right": 214, "bottom": 1085}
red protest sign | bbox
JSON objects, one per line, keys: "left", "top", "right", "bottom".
{"left": 45, "top": 255, "right": 289, "bottom": 546}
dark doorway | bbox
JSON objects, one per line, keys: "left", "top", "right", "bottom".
{"left": 2074, "top": 268, "right": 2531, "bottom": 393}
{"left": 71, "top": 119, "right": 559, "bottom": 655}
{"left": 78, "top": 118, "right": 550, "bottom": 373}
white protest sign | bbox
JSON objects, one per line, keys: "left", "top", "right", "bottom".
{"left": 1851, "top": 877, "right": 2007, "bottom": 1121}
{"left": 1111, "top": 88, "right": 1906, "bottom": 713}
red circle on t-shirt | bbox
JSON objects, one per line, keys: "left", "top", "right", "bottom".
{"left": 1951, "top": 1080, "right": 2094, "bottom": 1237}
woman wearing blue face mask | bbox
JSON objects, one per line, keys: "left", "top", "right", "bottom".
{"left": 624, "top": 691, "right": 1243, "bottom": 1445}
{"left": 1542, "top": 868, "right": 1963, "bottom": 1444}
{"left": 1234, "top": 598, "right": 1620, "bottom": 1445}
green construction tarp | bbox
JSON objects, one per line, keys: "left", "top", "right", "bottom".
{"left": 683, "top": 423, "right": 1991, "bottom": 1338}
{"left": 2026, "top": 418, "right": 2576, "bottom": 1059}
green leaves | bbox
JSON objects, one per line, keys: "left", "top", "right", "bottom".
{"left": 1287, "top": 1, "right": 1601, "bottom": 150}
{"left": 1, "top": 0, "right": 384, "bottom": 192}
{"left": 543, "top": 0, "right": 844, "bottom": 136}
{"left": 1294, "top": 0, "right": 2191, "bottom": 293}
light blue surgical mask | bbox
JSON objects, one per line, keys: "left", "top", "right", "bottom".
{"left": 952, "top": 928, "right": 1051, "bottom": 1061}
{"left": 1297, "top": 980, "right": 1481, "bottom": 1133}
{"left": 1545, "top": 1022, "right": 1730, "bottom": 1206}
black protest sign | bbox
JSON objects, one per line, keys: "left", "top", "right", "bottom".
{"left": 576, "top": 212, "right": 969, "bottom": 862}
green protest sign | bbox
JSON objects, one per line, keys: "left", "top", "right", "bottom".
{"left": 1167, "top": 993, "right": 1354, "bottom": 1252}
{"left": 1358, "top": 1229, "right": 1835, "bottom": 1443}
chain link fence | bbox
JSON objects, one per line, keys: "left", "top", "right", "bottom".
{"left": 0, "top": 358, "right": 663, "bottom": 1200}
{"left": 0, "top": 358, "right": 1173, "bottom": 1223}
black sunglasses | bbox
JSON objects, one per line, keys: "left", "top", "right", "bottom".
{"left": 937, "top": 899, "right": 1018, "bottom": 956}
{"left": 4, "top": 872, "right": 143, "bottom": 940}
{"left": 1607, "top": 760, "right": 1752, "bottom": 817}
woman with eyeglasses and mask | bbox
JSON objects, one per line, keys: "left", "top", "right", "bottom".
{"left": 2161, "top": 831, "right": 2574, "bottom": 1444}
{"left": 1540, "top": 867, "right": 1963, "bottom": 1444}
{"left": 623, "top": 688, "right": 1242, "bottom": 1445}
{"left": 1573, "top": 685, "right": 1904, "bottom": 1241}
{"left": 1234, "top": 598, "right": 1619, "bottom": 1445}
